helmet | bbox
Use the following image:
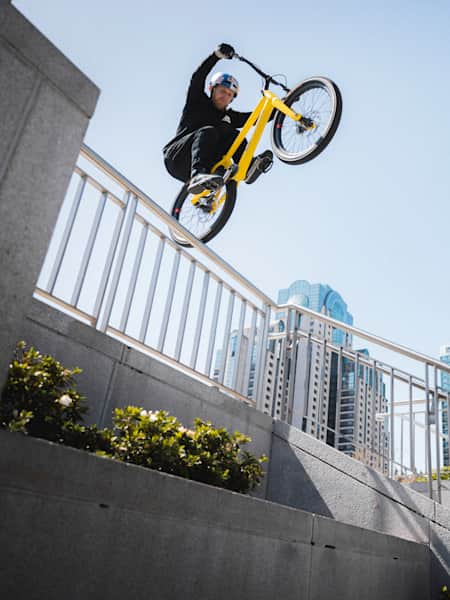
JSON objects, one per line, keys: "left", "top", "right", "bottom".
{"left": 208, "top": 72, "right": 239, "bottom": 97}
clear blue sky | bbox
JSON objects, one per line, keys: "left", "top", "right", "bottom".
{"left": 13, "top": 0, "right": 450, "bottom": 361}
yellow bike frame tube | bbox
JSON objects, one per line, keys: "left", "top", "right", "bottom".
{"left": 215, "top": 95, "right": 267, "bottom": 169}
{"left": 267, "top": 91, "right": 302, "bottom": 121}
{"left": 234, "top": 99, "right": 274, "bottom": 181}
{"left": 215, "top": 95, "right": 274, "bottom": 182}
{"left": 212, "top": 90, "right": 303, "bottom": 183}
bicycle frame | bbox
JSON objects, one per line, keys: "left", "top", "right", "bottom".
{"left": 211, "top": 90, "right": 306, "bottom": 184}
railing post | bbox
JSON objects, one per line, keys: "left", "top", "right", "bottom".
{"left": 189, "top": 271, "right": 210, "bottom": 370}
{"left": 285, "top": 314, "right": 300, "bottom": 425}
{"left": 241, "top": 307, "right": 257, "bottom": 398}
{"left": 409, "top": 375, "right": 415, "bottom": 473}
{"left": 139, "top": 236, "right": 165, "bottom": 344}
{"left": 435, "top": 367, "right": 442, "bottom": 503}
{"left": 97, "top": 193, "right": 138, "bottom": 332}
{"left": 204, "top": 281, "right": 223, "bottom": 377}
{"left": 119, "top": 223, "right": 148, "bottom": 332}
{"left": 390, "top": 367, "right": 395, "bottom": 478}
{"left": 157, "top": 249, "right": 181, "bottom": 353}
{"left": 216, "top": 291, "right": 235, "bottom": 386}
{"left": 231, "top": 300, "right": 247, "bottom": 391}
{"left": 71, "top": 190, "right": 108, "bottom": 308}
{"left": 424, "top": 364, "right": 433, "bottom": 499}
{"left": 47, "top": 175, "right": 87, "bottom": 294}
{"left": 174, "top": 260, "right": 196, "bottom": 363}
{"left": 334, "top": 346, "right": 343, "bottom": 449}
{"left": 317, "top": 339, "right": 327, "bottom": 439}
{"left": 254, "top": 304, "right": 271, "bottom": 412}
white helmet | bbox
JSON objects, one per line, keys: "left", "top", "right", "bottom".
{"left": 208, "top": 72, "right": 239, "bottom": 97}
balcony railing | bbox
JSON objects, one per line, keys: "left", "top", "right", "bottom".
{"left": 35, "top": 144, "right": 450, "bottom": 501}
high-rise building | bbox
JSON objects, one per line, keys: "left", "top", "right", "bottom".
{"left": 440, "top": 345, "right": 450, "bottom": 466}
{"left": 263, "top": 280, "right": 387, "bottom": 470}
{"left": 277, "top": 280, "right": 354, "bottom": 345}
{"left": 213, "top": 329, "right": 257, "bottom": 399}
{"left": 214, "top": 279, "right": 388, "bottom": 471}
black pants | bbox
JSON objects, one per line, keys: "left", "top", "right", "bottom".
{"left": 164, "top": 124, "right": 246, "bottom": 183}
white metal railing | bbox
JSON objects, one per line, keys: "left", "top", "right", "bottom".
{"left": 269, "top": 305, "right": 450, "bottom": 500}
{"left": 35, "top": 144, "right": 450, "bottom": 501}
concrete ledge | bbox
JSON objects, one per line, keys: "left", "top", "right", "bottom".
{"left": 0, "top": 430, "right": 431, "bottom": 600}
{"left": 269, "top": 419, "right": 434, "bottom": 543}
{"left": 0, "top": 4, "right": 99, "bottom": 116}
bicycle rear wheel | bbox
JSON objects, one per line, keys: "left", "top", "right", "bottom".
{"left": 170, "top": 180, "right": 237, "bottom": 247}
{"left": 271, "top": 77, "right": 342, "bottom": 164}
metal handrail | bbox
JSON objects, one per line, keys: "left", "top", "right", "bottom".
{"left": 81, "top": 144, "right": 450, "bottom": 377}
{"left": 80, "top": 145, "right": 275, "bottom": 308}
{"left": 279, "top": 302, "right": 450, "bottom": 375}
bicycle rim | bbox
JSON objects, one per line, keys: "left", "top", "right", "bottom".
{"left": 273, "top": 78, "right": 341, "bottom": 164}
{"left": 171, "top": 181, "right": 236, "bottom": 246}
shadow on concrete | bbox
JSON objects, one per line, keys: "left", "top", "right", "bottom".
{"left": 365, "top": 467, "right": 431, "bottom": 543}
{"left": 265, "top": 432, "right": 333, "bottom": 519}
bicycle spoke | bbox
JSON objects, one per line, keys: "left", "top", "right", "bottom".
{"left": 175, "top": 187, "right": 228, "bottom": 241}
{"left": 277, "top": 82, "right": 335, "bottom": 160}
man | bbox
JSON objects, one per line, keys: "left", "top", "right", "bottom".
{"left": 163, "top": 43, "right": 273, "bottom": 195}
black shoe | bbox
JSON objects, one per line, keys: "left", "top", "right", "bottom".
{"left": 245, "top": 150, "right": 273, "bottom": 184}
{"left": 188, "top": 172, "right": 224, "bottom": 195}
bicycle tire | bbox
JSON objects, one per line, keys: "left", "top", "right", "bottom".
{"left": 271, "top": 77, "right": 342, "bottom": 165}
{"left": 170, "top": 180, "right": 237, "bottom": 247}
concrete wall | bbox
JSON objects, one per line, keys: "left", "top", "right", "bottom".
{"left": 24, "top": 298, "right": 274, "bottom": 499}
{"left": 409, "top": 480, "right": 450, "bottom": 507}
{"left": 0, "top": 429, "right": 430, "bottom": 600}
{"left": 0, "top": 2, "right": 99, "bottom": 388}
{"left": 20, "top": 298, "right": 450, "bottom": 597}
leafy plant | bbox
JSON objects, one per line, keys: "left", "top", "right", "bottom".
{"left": 1, "top": 341, "right": 87, "bottom": 441}
{"left": 60, "top": 422, "right": 112, "bottom": 454}
{"left": 110, "top": 407, "right": 267, "bottom": 493}
{"left": 1, "top": 342, "right": 267, "bottom": 494}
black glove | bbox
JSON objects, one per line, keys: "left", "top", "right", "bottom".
{"left": 215, "top": 43, "right": 235, "bottom": 59}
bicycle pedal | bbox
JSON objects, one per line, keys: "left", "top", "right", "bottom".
{"left": 245, "top": 150, "right": 273, "bottom": 184}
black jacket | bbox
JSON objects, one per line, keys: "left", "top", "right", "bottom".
{"left": 163, "top": 53, "right": 251, "bottom": 152}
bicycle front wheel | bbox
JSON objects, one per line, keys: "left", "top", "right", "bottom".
{"left": 271, "top": 77, "right": 342, "bottom": 165}
{"left": 170, "top": 180, "right": 237, "bottom": 247}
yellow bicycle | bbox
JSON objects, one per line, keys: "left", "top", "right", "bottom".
{"left": 170, "top": 54, "right": 342, "bottom": 246}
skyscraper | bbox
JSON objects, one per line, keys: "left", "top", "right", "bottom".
{"left": 440, "top": 345, "right": 450, "bottom": 466}
{"left": 277, "top": 280, "right": 354, "bottom": 345}
{"left": 263, "top": 280, "right": 387, "bottom": 470}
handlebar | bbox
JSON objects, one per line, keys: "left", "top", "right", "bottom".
{"left": 234, "top": 53, "right": 290, "bottom": 93}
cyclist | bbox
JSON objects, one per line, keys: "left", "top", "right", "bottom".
{"left": 163, "top": 43, "right": 273, "bottom": 195}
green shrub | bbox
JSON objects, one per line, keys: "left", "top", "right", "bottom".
{"left": 1, "top": 342, "right": 267, "bottom": 494}
{"left": 1, "top": 342, "right": 87, "bottom": 442}
{"left": 110, "top": 407, "right": 267, "bottom": 493}
{"left": 60, "top": 422, "right": 112, "bottom": 455}
{"left": 414, "top": 465, "right": 450, "bottom": 482}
